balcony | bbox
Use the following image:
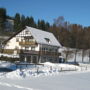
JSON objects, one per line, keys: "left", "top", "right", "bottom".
{"left": 20, "top": 50, "right": 60, "bottom": 57}
{"left": 19, "top": 41, "right": 37, "bottom": 46}
{"left": 20, "top": 50, "right": 39, "bottom": 55}
{"left": 39, "top": 51, "right": 59, "bottom": 57}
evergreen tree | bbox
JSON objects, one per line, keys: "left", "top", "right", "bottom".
{"left": 25, "top": 16, "right": 37, "bottom": 28}
{"left": 0, "top": 8, "right": 6, "bottom": 33}
{"left": 45, "top": 22, "right": 50, "bottom": 31}
{"left": 25, "top": 16, "right": 30, "bottom": 26}
{"left": 14, "top": 13, "right": 21, "bottom": 32}
{"left": 40, "top": 20, "right": 46, "bottom": 30}
{"left": 29, "top": 16, "right": 36, "bottom": 28}
{"left": 37, "top": 20, "right": 41, "bottom": 29}
{"left": 21, "top": 15, "right": 26, "bottom": 29}
{"left": 37, "top": 20, "right": 46, "bottom": 30}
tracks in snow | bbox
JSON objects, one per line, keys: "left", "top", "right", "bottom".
{"left": 0, "top": 81, "right": 38, "bottom": 90}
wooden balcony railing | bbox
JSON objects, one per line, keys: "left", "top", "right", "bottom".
{"left": 39, "top": 51, "right": 59, "bottom": 56}
{"left": 20, "top": 50, "right": 59, "bottom": 57}
{"left": 23, "top": 50, "right": 39, "bottom": 55}
{"left": 2, "top": 49, "right": 20, "bottom": 54}
{"left": 19, "top": 41, "right": 37, "bottom": 46}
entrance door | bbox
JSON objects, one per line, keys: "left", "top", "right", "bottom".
{"left": 27, "top": 56, "right": 32, "bottom": 63}
{"left": 32, "top": 55, "right": 38, "bottom": 63}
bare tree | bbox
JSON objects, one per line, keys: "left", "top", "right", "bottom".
{"left": 54, "top": 16, "right": 65, "bottom": 27}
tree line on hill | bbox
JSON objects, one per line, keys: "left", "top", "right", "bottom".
{"left": 0, "top": 8, "right": 50, "bottom": 34}
{"left": 0, "top": 8, "right": 90, "bottom": 54}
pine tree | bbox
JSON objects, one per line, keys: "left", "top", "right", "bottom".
{"left": 21, "top": 15, "right": 26, "bottom": 29}
{"left": 14, "top": 13, "right": 21, "bottom": 32}
{"left": 45, "top": 22, "right": 50, "bottom": 31}
{"left": 29, "top": 16, "right": 36, "bottom": 27}
{"left": 0, "top": 8, "right": 6, "bottom": 33}
{"left": 37, "top": 20, "right": 41, "bottom": 29}
{"left": 25, "top": 16, "right": 36, "bottom": 28}
{"left": 37, "top": 20, "right": 46, "bottom": 30}
{"left": 25, "top": 17, "right": 30, "bottom": 26}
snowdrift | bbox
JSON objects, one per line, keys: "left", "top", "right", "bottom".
{"left": 0, "top": 62, "right": 81, "bottom": 79}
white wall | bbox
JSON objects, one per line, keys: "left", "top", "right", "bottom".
{"left": 4, "top": 28, "right": 59, "bottom": 54}
{"left": 4, "top": 37, "right": 21, "bottom": 49}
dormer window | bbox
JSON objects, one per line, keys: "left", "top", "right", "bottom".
{"left": 25, "top": 30, "right": 29, "bottom": 34}
{"left": 44, "top": 38, "right": 51, "bottom": 43}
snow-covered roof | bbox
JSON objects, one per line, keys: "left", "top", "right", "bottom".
{"left": 26, "top": 26, "right": 61, "bottom": 47}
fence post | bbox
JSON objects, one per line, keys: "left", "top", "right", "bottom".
{"left": 85, "top": 66, "right": 87, "bottom": 70}
{"left": 37, "top": 67, "right": 39, "bottom": 74}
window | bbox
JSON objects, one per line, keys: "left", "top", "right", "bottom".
{"left": 15, "top": 46, "right": 19, "bottom": 49}
{"left": 55, "top": 49, "right": 57, "bottom": 52}
{"left": 24, "top": 36, "right": 33, "bottom": 39}
{"left": 45, "top": 48, "right": 48, "bottom": 51}
{"left": 44, "top": 38, "right": 51, "bottom": 43}
{"left": 25, "top": 30, "right": 29, "bottom": 34}
{"left": 21, "top": 39, "right": 23, "bottom": 42}
{"left": 16, "top": 38, "right": 19, "bottom": 42}
{"left": 25, "top": 38, "right": 29, "bottom": 42}
{"left": 31, "top": 47, "right": 35, "bottom": 51}
{"left": 43, "top": 48, "right": 45, "bottom": 51}
{"left": 41, "top": 47, "right": 44, "bottom": 51}
{"left": 49, "top": 48, "right": 52, "bottom": 52}
{"left": 29, "top": 36, "right": 33, "bottom": 39}
{"left": 32, "top": 56, "right": 37, "bottom": 63}
{"left": 25, "top": 47, "right": 29, "bottom": 50}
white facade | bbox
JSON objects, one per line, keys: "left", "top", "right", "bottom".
{"left": 3, "top": 26, "right": 61, "bottom": 63}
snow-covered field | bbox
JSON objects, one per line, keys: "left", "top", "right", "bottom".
{"left": 0, "top": 61, "right": 80, "bottom": 79}
{"left": 0, "top": 61, "right": 90, "bottom": 90}
{"left": 1, "top": 47, "right": 90, "bottom": 90}
{"left": 0, "top": 69, "right": 90, "bottom": 90}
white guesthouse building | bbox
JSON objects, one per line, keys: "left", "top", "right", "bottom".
{"left": 3, "top": 26, "right": 61, "bottom": 63}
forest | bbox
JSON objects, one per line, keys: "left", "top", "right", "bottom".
{"left": 0, "top": 8, "right": 90, "bottom": 51}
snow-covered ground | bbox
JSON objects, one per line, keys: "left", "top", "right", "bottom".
{"left": 0, "top": 62, "right": 80, "bottom": 79}
{"left": 1, "top": 47, "right": 90, "bottom": 90}
{"left": 0, "top": 61, "right": 90, "bottom": 90}
{"left": 0, "top": 69, "right": 90, "bottom": 90}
